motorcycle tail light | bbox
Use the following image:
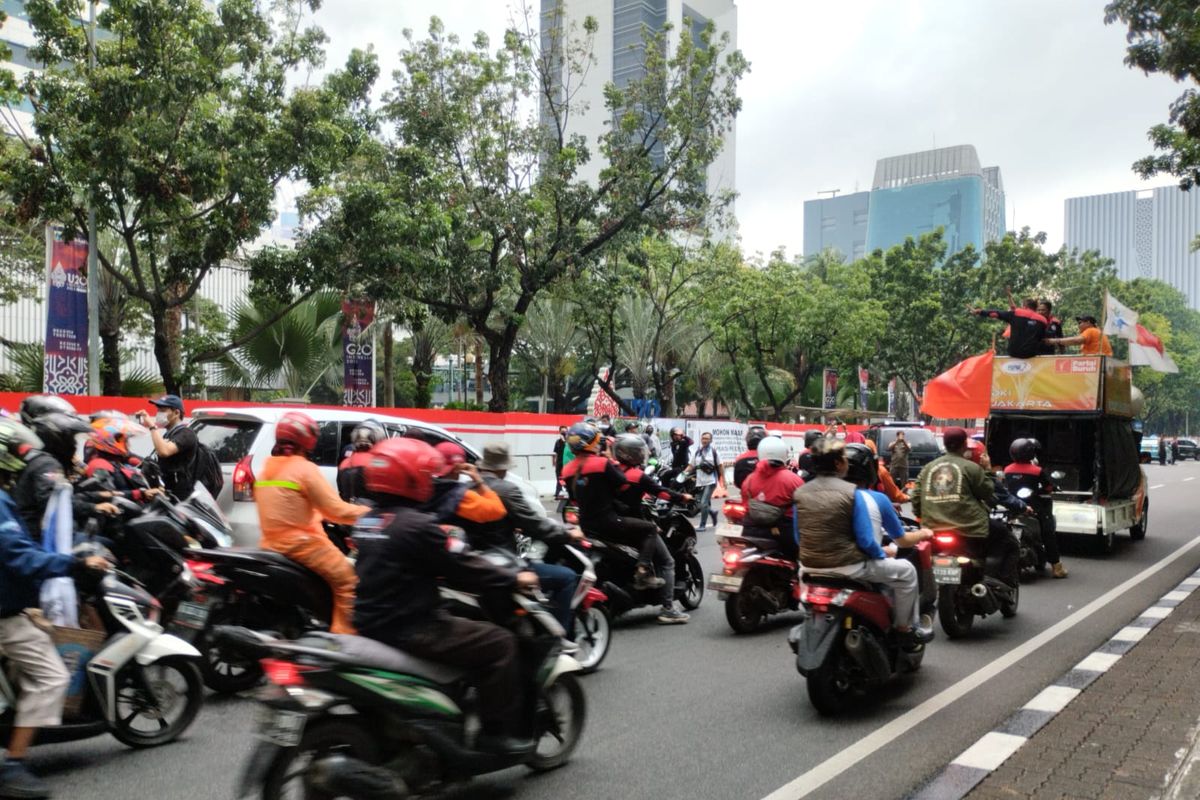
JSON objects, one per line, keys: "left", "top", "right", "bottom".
{"left": 187, "top": 560, "right": 226, "bottom": 585}
{"left": 261, "top": 658, "right": 316, "bottom": 687}
{"left": 564, "top": 507, "right": 579, "bottom": 525}
{"left": 722, "top": 550, "right": 740, "bottom": 566}
{"left": 232, "top": 456, "right": 255, "bottom": 502}
{"left": 933, "top": 533, "right": 957, "bottom": 550}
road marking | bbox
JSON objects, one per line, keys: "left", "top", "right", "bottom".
{"left": 1141, "top": 605, "right": 1174, "bottom": 619}
{"left": 1111, "top": 625, "right": 1149, "bottom": 642}
{"left": 1186, "top": 477, "right": 1196, "bottom": 482}
{"left": 1152, "top": 484, "right": 1166, "bottom": 489}
{"left": 951, "top": 732, "right": 1027, "bottom": 771}
{"left": 758, "top": 534, "right": 1200, "bottom": 800}
{"left": 1023, "top": 685, "right": 1080, "bottom": 713}
{"left": 1164, "top": 591, "right": 1190, "bottom": 601}
{"left": 1075, "top": 652, "right": 1122, "bottom": 673}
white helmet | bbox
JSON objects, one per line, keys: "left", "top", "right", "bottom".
{"left": 756, "top": 436, "right": 789, "bottom": 466}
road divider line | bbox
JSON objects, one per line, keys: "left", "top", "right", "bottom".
{"left": 758, "top": 534, "right": 1200, "bottom": 800}
{"left": 1186, "top": 477, "right": 1196, "bottom": 482}
{"left": 1152, "top": 484, "right": 1166, "bottom": 489}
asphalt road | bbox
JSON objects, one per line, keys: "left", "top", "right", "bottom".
{"left": 29, "top": 460, "right": 1200, "bottom": 800}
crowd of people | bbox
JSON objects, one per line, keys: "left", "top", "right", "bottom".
{"left": 969, "top": 289, "right": 1111, "bottom": 358}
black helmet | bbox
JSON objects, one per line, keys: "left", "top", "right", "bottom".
{"left": 804, "top": 430, "right": 822, "bottom": 449}
{"left": 745, "top": 425, "right": 767, "bottom": 451}
{"left": 351, "top": 420, "right": 386, "bottom": 452}
{"left": 19, "top": 395, "right": 77, "bottom": 426}
{"left": 613, "top": 434, "right": 648, "bottom": 467}
{"left": 29, "top": 411, "right": 91, "bottom": 460}
{"left": 1009, "top": 438, "right": 1039, "bottom": 464}
{"left": 566, "top": 422, "right": 601, "bottom": 455}
{"left": 844, "top": 443, "right": 877, "bottom": 487}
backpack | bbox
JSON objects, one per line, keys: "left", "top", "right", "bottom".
{"left": 191, "top": 442, "right": 224, "bottom": 496}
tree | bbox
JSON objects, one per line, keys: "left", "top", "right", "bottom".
{"left": 267, "top": 11, "right": 746, "bottom": 411}
{"left": 515, "top": 296, "right": 582, "bottom": 413}
{"left": 407, "top": 316, "right": 451, "bottom": 409}
{"left": 0, "top": 0, "right": 377, "bottom": 395}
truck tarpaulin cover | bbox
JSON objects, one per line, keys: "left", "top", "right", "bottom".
{"left": 1101, "top": 418, "right": 1141, "bottom": 499}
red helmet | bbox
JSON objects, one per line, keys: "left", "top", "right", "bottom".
{"left": 434, "top": 441, "right": 466, "bottom": 476}
{"left": 964, "top": 441, "right": 985, "bottom": 465}
{"left": 275, "top": 411, "right": 320, "bottom": 453}
{"left": 363, "top": 438, "right": 447, "bottom": 502}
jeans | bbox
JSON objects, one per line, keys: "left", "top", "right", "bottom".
{"left": 645, "top": 533, "right": 676, "bottom": 608}
{"left": 697, "top": 483, "right": 717, "bottom": 528}
{"left": 532, "top": 561, "right": 579, "bottom": 635}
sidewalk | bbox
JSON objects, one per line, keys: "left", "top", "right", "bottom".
{"left": 964, "top": 578, "right": 1200, "bottom": 800}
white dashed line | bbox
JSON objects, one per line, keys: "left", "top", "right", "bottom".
{"left": 1140, "top": 605, "right": 1174, "bottom": 619}
{"left": 1151, "top": 484, "right": 1166, "bottom": 489}
{"left": 1186, "top": 477, "right": 1196, "bottom": 482}
{"left": 952, "top": 732, "right": 1029, "bottom": 771}
{"left": 1074, "top": 652, "right": 1122, "bottom": 673}
{"left": 1111, "top": 626, "right": 1149, "bottom": 642}
{"left": 1023, "top": 685, "right": 1081, "bottom": 714}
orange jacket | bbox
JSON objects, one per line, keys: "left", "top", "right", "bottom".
{"left": 256, "top": 455, "right": 369, "bottom": 547}
{"left": 876, "top": 461, "right": 910, "bottom": 505}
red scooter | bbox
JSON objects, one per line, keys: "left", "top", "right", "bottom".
{"left": 788, "top": 540, "right": 933, "bottom": 716}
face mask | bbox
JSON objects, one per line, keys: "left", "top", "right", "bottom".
{"left": 155, "top": 412, "right": 170, "bottom": 428}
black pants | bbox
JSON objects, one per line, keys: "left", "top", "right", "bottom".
{"left": 987, "top": 519, "right": 1020, "bottom": 588}
{"left": 1031, "top": 501, "right": 1060, "bottom": 564}
{"left": 588, "top": 515, "right": 675, "bottom": 607}
{"left": 382, "top": 612, "right": 520, "bottom": 734}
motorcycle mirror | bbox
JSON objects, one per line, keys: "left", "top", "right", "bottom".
{"left": 1050, "top": 470, "right": 1066, "bottom": 480}
{"left": 1016, "top": 487, "right": 1033, "bottom": 499}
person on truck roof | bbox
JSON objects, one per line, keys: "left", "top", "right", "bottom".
{"left": 1045, "top": 315, "right": 1112, "bottom": 356}
{"left": 969, "top": 289, "right": 1048, "bottom": 359}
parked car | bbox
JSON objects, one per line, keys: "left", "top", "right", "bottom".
{"left": 864, "top": 422, "right": 942, "bottom": 481}
{"left": 1139, "top": 435, "right": 1159, "bottom": 464}
{"left": 1176, "top": 438, "right": 1199, "bottom": 460}
{"left": 185, "top": 407, "right": 536, "bottom": 546}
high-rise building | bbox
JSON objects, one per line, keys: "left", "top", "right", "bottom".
{"left": 803, "top": 145, "right": 1006, "bottom": 261}
{"left": 1, "top": 0, "right": 40, "bottom": 136}
{"left": 1064, "top": 186, "right": 1200, "bottom": 310}
{"left": 540, "top": 0, "right": 737, "bottom": 213}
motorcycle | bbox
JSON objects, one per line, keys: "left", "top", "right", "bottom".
{"left": 930, "top": 512, "right": 1019, "bottom": 638}
{"left": 223, "top": 553, "right": 585, "bottom": 800}
{"left": 710, "top": 531, "right": 800, "bottom": 634}
{"left": 788, "top": 563, "right": 928, "bottom": 715}
{"left": 517, "top": 536, "right": 610, "bottom": 674}
{"left": 0, "top": 568, "right": 205, "bottom": 748}
{"left": 1004, "top": 479, "right": 1051, "bottom": 578}
{"left": 177, "top": 548, "right": 334, "bottom": 694}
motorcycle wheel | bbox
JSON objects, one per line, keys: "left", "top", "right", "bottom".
{"left": 937, "top": 585, "right": 974, "bottom": 639}
{"left": 199, "top": 604, "right": 265, "bottom": 694}
{"left": 263, "top": 719, "right": 382, "bottom": 800}
{"left": 678, "top": 554, "right": 705, "bottom": 610}
{"left": 573, "top": 605, "right": 612, "bottom": 673}
{"left": 1000, "top": 581, "right": 1019, "bottom": 618}
{"left": 724, "top": 580, "right": 765, "bottom": 634}
{"left": 528, "top": 674, "right": 587, "bottom": 772}
{"left": 806, "top": 651, "right": 854, "bottom": 716}
{"left": 110, "top": 657, "right": 203, "bottom": 748}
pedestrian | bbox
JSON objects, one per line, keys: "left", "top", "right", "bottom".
{"left": 135, "top": 394, "right": 197, "bottom": 500}
{"left": 1044, "top": 315, "right": 1113, "bottom": 356}
{"left": 1171, "top": 437, "right": 1180, "bottom": 465}
{"left": 552, "top": 426, "right": 567, "bottom": 499}
{"left": 686, "top": 432, "right": 725, "bottom": 532}
{"left": 642, "top": 423, "right": 661, "bottom": 461}
{"left": 1158, "top": 436, "right": 1168, "bottom": 466}
{"left": 887, "top": 431, "right": 911, "bottom": 485}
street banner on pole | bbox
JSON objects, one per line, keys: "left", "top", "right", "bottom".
{"left": 858, "top": 365, "right": 869, "bottom": 411}
{"left": 43, "top": 231, "right": 89, "bottom": 394}
{"left": 822, "top": 369, "right": 838, "bottom": 410}
{"left": 341, "top": 300, "right": 375, "bottom": 407}
{"left": 887, "top": 377, "right": 897, "bottom": 417}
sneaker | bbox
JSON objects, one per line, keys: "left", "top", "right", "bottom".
{"left": 0, "top": 761, "right": 51, "bottom": 800}
{"left": 632, "top": 566, "right": 665, "bottom": 590}
{"left": 1052, "top": 562, "right": 1068, "bottom": 579}
{"left": 657, "top": 607, "right": 690, "bottom": 624}
{"left": 897, "top": 626, "right": 934, "bottom": 651}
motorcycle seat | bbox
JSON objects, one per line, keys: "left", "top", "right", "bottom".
{"left": 801, "top": 572, "right": 877, "bottom": 592}
{"left": 193, "top": 547, "right": 316, "bottom": 572}
{"left": 296, "top": 632, "right": 469, "bottom": 685}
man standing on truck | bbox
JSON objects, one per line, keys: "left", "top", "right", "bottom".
{"left": 968, "top": 289, "right": 1048, "bottom": 359}
{"left": 1044, "top": 315, "right": 1112, "bottom": 356}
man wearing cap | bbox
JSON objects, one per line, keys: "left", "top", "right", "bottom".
{"left": 911, "top": 427, "right": 1019, "bottom": 590}
{"left": 135, "top": 395, "right": 197, "bottom": 500}
{"left": 424, "top": 441, "right": 508, "bottom": 531}
{"left": 1044, "top": 315, "right": 1112, "bottom": 356}
{"left": 474, "top": 442, "right": 583, "bottom": 634}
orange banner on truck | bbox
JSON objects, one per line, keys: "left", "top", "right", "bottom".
{"left": 990, "top": 356, "right": 1102, "bottom": 412}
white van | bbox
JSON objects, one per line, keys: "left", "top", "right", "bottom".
{"left": 186, "top": 407, "right": 535, "bottom": 546}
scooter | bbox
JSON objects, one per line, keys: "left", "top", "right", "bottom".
{"left": 517, "top": 536, "right": 610, "bottom": 674}
{"left": 930, "top": 513, "right": 1019, "bottom": 638}
{"left": 223, "top": 552, "right": 585, "bottom": 800}
{"left": 788, "top": 566, "right": 928, "bottom": 715}
{"left": 710, "top": 532, "right": 800, "bottom": 634}
{"left": 0, "top": 567, "right": 205, "bottom": 748}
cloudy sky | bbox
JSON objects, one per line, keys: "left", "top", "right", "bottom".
{"left": 309, "top": 0, "right": 1183, "bottom": 259}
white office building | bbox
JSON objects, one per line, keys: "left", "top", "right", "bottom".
{"left": 1064, "top": 186, "right": 1200, "bottom": 311}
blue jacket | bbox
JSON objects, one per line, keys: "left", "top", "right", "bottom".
{"left": 0, "top": 489, "right": 77, "bottom": 617}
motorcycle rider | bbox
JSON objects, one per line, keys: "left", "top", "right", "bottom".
{"left": 0, "top": 418, "right": 109, "bottom": 799}
{"left": 794, "top": 437, "right": 932, "bottom": 646}
{"left": 1003, "top": 438, "right": 1067, "bottom": 579}
{"left": 739, "top": 436, "right": 804, "bottom": 559}
{"left": 255, "top": 411, "right": 369, "bottom": 634}
{"left": 14, "top": 396, "right": 117, "bottom": 533}
{"left": 665, "top": 427, "right": 693, "bottom": 478}
{"left": 732, "top": 426, "right": 768, "bottom": 491}
{"left": 862, "top": 440, "right": 910, "bottom": 506}
{"left": 911, "top": 427, "right": 1020, "bottom": 592}
{"left": 425, "top": 442, "right": 509, "bottom": 530}
{"left": 642, "top": 423, "right": 661, "bottom": 461}
{"left": 796, "top": 430, "right": 823, "bottom": 478}
{"left": 561, "top": 423, "right": 689, "bottom": 623}
{"left": 353, "top": 437, "right": 539, "bottom": 756}
{"left": 336, "top": 420, "right": 386, "bottom": 502}
{"left": 80, "top": 416, "right": 161, "bottom": 505}
{"left": 473, "top": 441, "right": 583, "bottom": 634}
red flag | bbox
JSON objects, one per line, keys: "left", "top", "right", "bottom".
{"left": 921, "top": 351, "right": 995, "bottom": 420}
{"left": 1135, "top": 323, "right": 1164, "bottom": 354}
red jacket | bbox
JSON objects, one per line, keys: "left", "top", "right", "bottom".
{"left": 740, "top": 461, "right": 804, "bottom": 518}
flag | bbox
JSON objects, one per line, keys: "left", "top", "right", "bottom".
{"left": 43, "top": 231, "right": 90, "bottom": 395}
{"left": 341, "top": 300, "right": 375, "bottom": 406}
{"left": 822, "top": 369, "right": 839, "bottom": 410}
{"left": 921, "top": 351, "right": 995, "bottom": 420}
{"left": 857, "top": 366, "right": 869, "bottom": 411}
{"left": 1103, "top": 291, "right": 1139, "bottom": 339}
{"left": 887, "top": 377, "right": 897, "bottom": 417}
{"left": 1128, "top": 323, "right": 1179, "bottom": 373}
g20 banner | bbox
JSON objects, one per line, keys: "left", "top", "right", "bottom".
{"left": 43, "top": 234, "right": 89, "bottom": 395}
{"left": 822, "top": 369, "right": 839, "bottom": 410}
{"left": 342, "top": 300, "right": 375, "bottom": 407}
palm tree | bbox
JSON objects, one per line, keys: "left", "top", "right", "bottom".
{"left": 408, "top": 317, "right": 451, "bottom": 408}
{"left": 516, "top": 298, "right": 582, "bottom": 413}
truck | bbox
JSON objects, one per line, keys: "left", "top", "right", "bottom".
{"left": 984, "top": 355, "right": 1148, "bottom": 554}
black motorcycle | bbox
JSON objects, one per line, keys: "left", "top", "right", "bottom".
{"left": 931, "top": 511, "right": 1019, "bottom": 638}
{"left": 178, "top": 548, "right": 333, "bottom": 693}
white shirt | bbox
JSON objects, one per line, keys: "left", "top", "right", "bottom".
{"left": 691, "top": 445, "right": 721, "bottom": 487}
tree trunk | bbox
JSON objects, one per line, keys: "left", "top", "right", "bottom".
{"left": 151, "top": 306, "right": 181, "bottom": 396}
{"left": 487, "top": 345, "right": 511, "bottom": 413}
{"left": 474, "top": 339, "right": 484, "bottom": 407}
{"left": 662, "top": 372, "right": 676, "bottom": 417}
{"left": 100, "top": 330, "right": 122, "bottom": 396}
{"left": 539, "top": 371, "right": 548, "bottom": 414}
{"left": 382, "top": 323, "right": 394, "bottom": 407}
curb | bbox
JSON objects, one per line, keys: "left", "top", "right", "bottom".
{"left": 908, "top": 568, "right": 1200, "bottom": 800}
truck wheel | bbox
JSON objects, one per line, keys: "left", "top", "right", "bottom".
{"left": 1130, "top": 501, "right": 1149, "bottom": 541}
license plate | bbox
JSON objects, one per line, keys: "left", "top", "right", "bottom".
{"left": 258, "top": 708, "right": 306, "bottom": 747}
{"left": 172, "top": 600, "right": 211, "bottom": 630}
{"left": 707, "top": 574, "right": 744, "bottom": 592}
{"left": 932, "top": 564, "right": 962, "bottom": 585}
